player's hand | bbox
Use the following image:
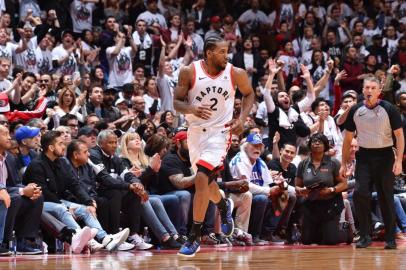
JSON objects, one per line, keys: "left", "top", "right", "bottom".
{"left": 228, "top": 118, "right": 244, "bottom": 135}
{"left": 192, "top": 104, "right": 212, "bottom": 119}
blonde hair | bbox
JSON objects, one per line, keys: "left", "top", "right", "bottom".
{"left": 120, "top": 132, "right": 149, "bottom": 169}
{"left": 58, "top": 87, "right": 76, "bottom": 112}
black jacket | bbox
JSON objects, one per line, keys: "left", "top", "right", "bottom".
{"left": 5, "top": 153, "right": 25, "bottom": 196}
{"left": 232, "top": 51, "right": 265, "bottom": 87}
{"left": 68, "top": 161, "right": 98, "bottom": 199}
{"left": 23, "top": 153, "right": 93, "bottom": 206}
{"left": 89, "top": 146, "right": 140, "bottom": 191}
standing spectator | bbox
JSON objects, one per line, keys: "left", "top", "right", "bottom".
{"left": 341, "top": 46, "right": 365, "bottom": 92}
{"left": 52, "top": 30, "right": 80, "bottom": 76}
{"left": 106, "top": 28, "right": 137, "bottom": 89}
{"left": 232, "top": 37, "right": 264, "bottom": 88}
{"left": 70, "top": 0, "right": 98, "bottom": 34}
{"left": 136, "top": 0, "right": 167, "bottom": 29}
{"left": 0, "top": 28, "right": 28, "bottom": 72}
{"left": 132, "top": 19, "right": 153, "bottom": 74}
{"left": 238, "top": 0, "right": 270, "bottom": 35}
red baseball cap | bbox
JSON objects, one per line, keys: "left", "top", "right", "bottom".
{"left": 173, "top": 131, "right": 187, "bottom": 143}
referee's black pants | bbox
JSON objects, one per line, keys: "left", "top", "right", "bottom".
{"left": 354, "top": 147, "right": 396, "bottom": 242}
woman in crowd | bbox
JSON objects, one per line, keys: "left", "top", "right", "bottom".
{"left": 295, "top": 133, "right": 351, "bottom": 245}
{"left": 120, "top": 132, "right": 183, "bottom": 249}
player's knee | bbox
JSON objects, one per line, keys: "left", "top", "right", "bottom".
{"left": 197, "top": 165, "right": 217, "bottom": 184}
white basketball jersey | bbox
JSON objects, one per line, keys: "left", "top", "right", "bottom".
{"left": 185, "top": 60, "right": 235, "bottom": 128}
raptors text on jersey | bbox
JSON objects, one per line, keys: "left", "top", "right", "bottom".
{"left": 186, "top": 60, "right": 236, "bottom": 128}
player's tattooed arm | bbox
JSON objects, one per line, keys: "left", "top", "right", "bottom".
{"left": 168, "top": 173, "right": 195, "bottom": 189}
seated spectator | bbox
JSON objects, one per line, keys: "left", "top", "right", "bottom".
{"left": 295, "top": 133, "right": 351, "bottom": 245}
{"left": 120, "top": 132, "right": 182, "bottom": 249}
{"left": 14, "top": 126, "right": 41, "bottom": 176}
{"left": 230, "top": 133, "right": 295, "bottom": 245}
{"left": 0, "top": 124, "right": 43, "bottom": 255}
{"left": 23, "top": 131, "right": 128, "bottom": 253}
{"left": 66, "top": 140, "right": 135, "bottom": 251}
{"left": 77, "top": 126, "right": 97, "bottom": 149}
{"left": 89, "top": 130, "right": 152, "bottom": 250}
{"left": 156, "top": 132, "right": 219, "bottom": 244}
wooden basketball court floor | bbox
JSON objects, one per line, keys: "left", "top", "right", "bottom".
{"left": 1, "top": 242, "right": 406, "bottom": 270}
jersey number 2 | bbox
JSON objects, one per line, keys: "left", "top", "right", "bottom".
{"left": 209, "top": 98, "right": 218, "bottom": 111}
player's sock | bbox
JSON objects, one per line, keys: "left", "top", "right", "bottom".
{"left": 216, "top": 198, "right": 227, "bottom": 217}
{"left": 189, "top": 221, "right": 203, "bottom": 242}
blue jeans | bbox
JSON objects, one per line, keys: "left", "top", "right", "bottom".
{"left": 162, "top": 190, "right": 191, "bottom": 235}
{"left": 141, "top": 196, "right": 178, "bottom": 240}
{"left": 249, "top": 194, "right": 270, "bottom": 237}
{"left": 0, "top": 202, "right": 7, "bottom": 243}
{"left": 44, "top": 201, "right": 107, "bottom": 241}
{"left": 394, "top": 195, "right": 406, "bottom": 232}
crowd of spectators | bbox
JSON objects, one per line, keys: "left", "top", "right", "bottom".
{"left": 0, "top": 0, "right": 405, "bottom": 255}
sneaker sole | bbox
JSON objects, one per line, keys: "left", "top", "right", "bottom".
{"left": 177, "top": 246, "right": 201, "bottom": 258}
{"left": 72, "top": 227, "right": 93, "bottom": 254}
{"left": 106, "top": 228, "right": 130, "bottom": 252}
{"left": 222, "top": 199, "right": 235, "bottom": 237}
{"left": 17, "top": 250, "right": 43, "bottom": 255}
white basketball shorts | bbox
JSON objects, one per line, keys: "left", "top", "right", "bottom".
{"left": 187, "top": 125, "right": 232, "bottom": 173}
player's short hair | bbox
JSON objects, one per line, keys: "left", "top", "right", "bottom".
{"left": 203, "top": 36, "right": 225, "bottom": 59}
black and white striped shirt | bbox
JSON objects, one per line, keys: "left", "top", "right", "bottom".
{"left": 345, "top": 100, "right": 402, "bottom": 149}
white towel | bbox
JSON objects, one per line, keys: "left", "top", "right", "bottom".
{"left": 279, "top": 107, "right": 299, "bottom": 129}
{"left": 132, "top": 31, "right": 152, "bottom": 49}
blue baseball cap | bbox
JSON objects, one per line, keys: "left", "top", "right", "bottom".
{"left": 15, "top": 126, "right": 40, "bottom": 143}
{"left": 246, "top": 133, "right": 263, "bottom": 145}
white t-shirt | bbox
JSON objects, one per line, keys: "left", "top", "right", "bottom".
{"left": 255, "top": 101, "right": 269, "bottom": 139}
{"left": 307, "top": 64, "right": 329, "bottom": 100}
{"left": 190, "top": 33, "right": 203, "bottom": 58}
{"left": 52, "top": 45, "right": 78, "bottom": 76}
{"left": 70, "top": 0, "right": 95, "bottom": 33}
{"left": 238, "top": 9, "right": 269, "bottom": 32}
{"left": 136, "top": 11, "right": 167, "bottom": 28}
{"left": 143, "top": 94, "right": 161, "bottom": 114}
{"left": 0, "top": 42, "right": 18, "bottom": 63}
{"left": 15, "top": 36, "right": 38, "bottom": 73}
{"left": 35, "top": 46, "right": 53, "bottom": 74}
{"left": 157, "top": 73, "right": 177, "bottom": 112}
{"left": 106, "top": 46, "right": 134, "bottom": 88}
{"left": 0, "top": 78, "right": 11, "bottom": 92}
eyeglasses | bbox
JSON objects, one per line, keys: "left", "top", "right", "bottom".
{"left": 39, "top": 79, "right": 50, "bottom": 83}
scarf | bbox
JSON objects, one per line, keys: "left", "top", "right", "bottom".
{"left": 279, "top": 107, "right": 299, "bottom": 129}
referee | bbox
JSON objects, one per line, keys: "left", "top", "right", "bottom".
{"left": 341, "top": 76, "right": 404, "bottom": 250}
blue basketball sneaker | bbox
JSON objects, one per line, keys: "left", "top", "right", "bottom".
{"left": 220, "top": 198, "right": 234, "bottom": 237}
{"left": 177, "top": 239, "right": 201, "bottom": 258}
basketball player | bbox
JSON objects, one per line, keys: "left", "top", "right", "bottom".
{"left": 174, "top": 37, "right": 255, "bottom": 257}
